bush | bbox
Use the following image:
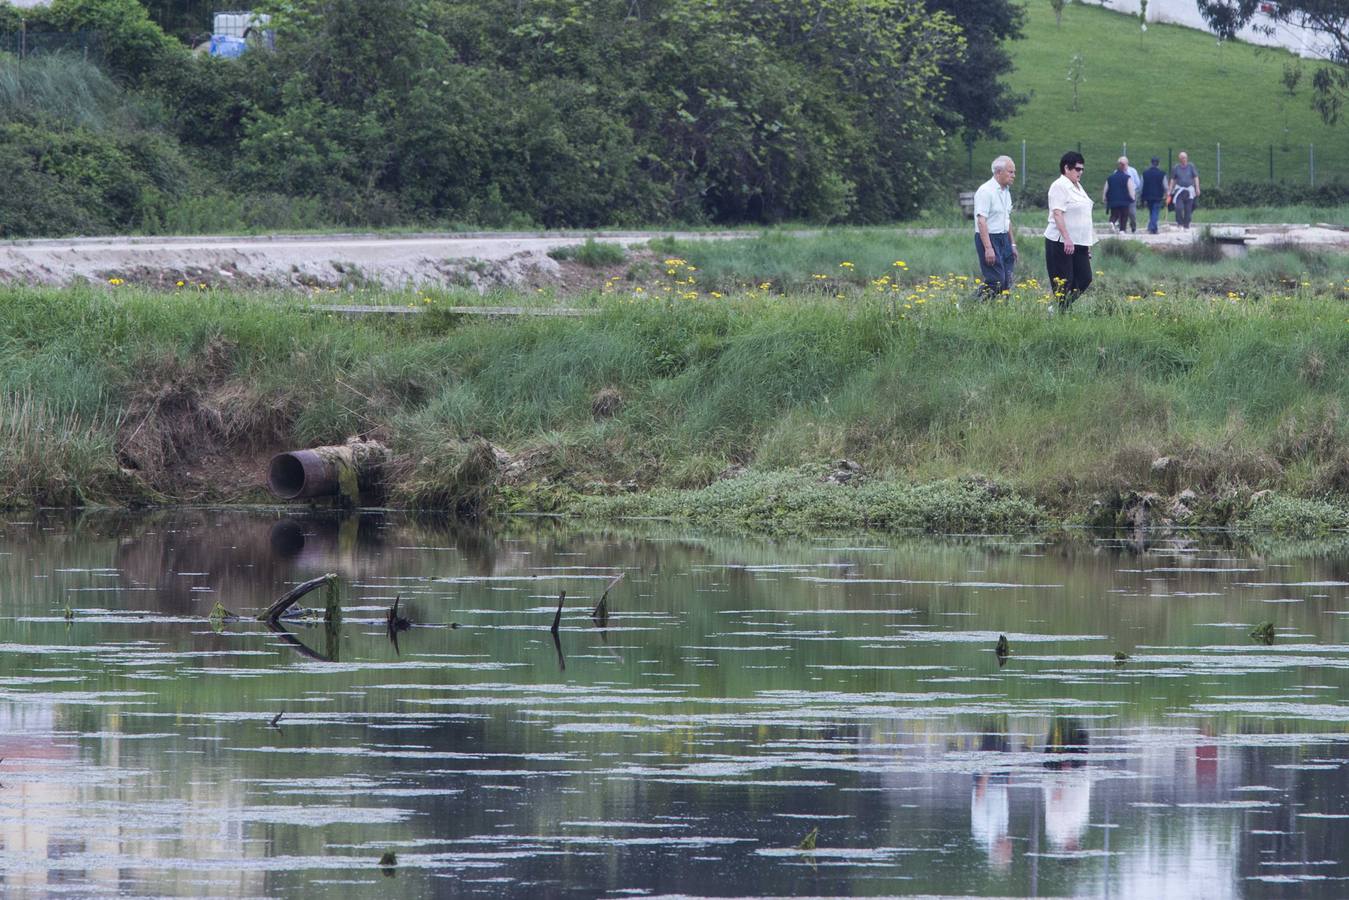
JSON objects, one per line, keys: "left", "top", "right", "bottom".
{"left": 549, "top": 238, "right": 627, "bottom": 267}
{"left": 0, "top": 122, "right": 192, "bottom": 236}
{"left": 29, "top": 0, "right": 186, "bottom": 82}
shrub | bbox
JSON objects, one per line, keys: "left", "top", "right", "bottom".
{"left": 549, "top": 239, "right": 627, "bottom": 267}
{"left": 0, "top": 122, "right": 192, "bottom": 236}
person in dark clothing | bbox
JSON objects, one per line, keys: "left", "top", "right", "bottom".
{"left": 1140, "top": 156, "right": 1167, "bottom": 234}
{"left": 1102, "top": 156, "right": 1134, "bottom": 234}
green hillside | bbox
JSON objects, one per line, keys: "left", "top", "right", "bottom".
{"left": 972, "top": 1, "right": 1347, "bottom": 197}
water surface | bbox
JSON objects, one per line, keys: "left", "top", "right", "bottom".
{"left": 2, "top": 510, "right": 1348, "bottom": 897}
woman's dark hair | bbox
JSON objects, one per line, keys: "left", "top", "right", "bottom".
{"left": 1059, "top": 151, "right": 1085, "bottom": 175}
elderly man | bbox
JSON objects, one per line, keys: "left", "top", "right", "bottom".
{"left": 973, "top": 155, "right": 1018, "bottom": 299}
{"left": 1169, "top": 150, "right": 1201, "bottom": 230}
{"left": 1103, "top": 156, "right": 1135, "bottom": 233}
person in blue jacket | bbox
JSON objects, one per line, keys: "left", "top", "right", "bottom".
{"left": 1139, "top": 157, "right": 1168, "bottom": 234}
{"left": 1102, "top": 157, "right": 1135, "bottom": 233}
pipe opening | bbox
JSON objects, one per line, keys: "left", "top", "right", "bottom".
{"left": 269, "top": 453, "right": 307, "bottom": 499}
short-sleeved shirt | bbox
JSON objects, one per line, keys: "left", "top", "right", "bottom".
{"left": 973, "top": 176, "right": 1012, "bottom": 234}
{"left": 1127, "top": 166, "right": 1142, "bottom": 197}
{"left": 1044, "top": 174, "right": 1095, "bottom": 246}
{"left": 1171, "top": 163, "right": 1198, "bottom": 188}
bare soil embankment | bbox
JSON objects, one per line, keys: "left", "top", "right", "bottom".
{"left": 0, "top": 231, "right": 700, "bottom": 292}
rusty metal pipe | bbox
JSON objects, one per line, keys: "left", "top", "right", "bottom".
{"left": 267, "top": 441, "right": 389, "bottom": 501}
{"left": 268, "top": 450, "right": 339, "bottom": 499}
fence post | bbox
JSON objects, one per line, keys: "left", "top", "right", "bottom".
{"left": 1310, "top": 143, "right": 1315, "bottom": 187}
{"left": 1269, "top": 145, "right": 1274, "bottom": 182}
{"left": 1216, "top": 143, "right": 1221, "bottom": 189}
{"left": 1021, "top": 140, "right": 1026, "bottom": 186}
{"left": 19, "top": 20, "right": 25, "bottom": 58}
{"left": 1168, "top": 148, "right": 1172, "bottom": 172}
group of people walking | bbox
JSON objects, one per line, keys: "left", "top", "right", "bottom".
{"left": 973, "top": 151, "right": 1202, "bottom": 309}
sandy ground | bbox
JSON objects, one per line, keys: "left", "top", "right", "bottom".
{"left": 0, "top": 225, "right": 1343, "bottom": 291}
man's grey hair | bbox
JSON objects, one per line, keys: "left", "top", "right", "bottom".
{"left": 991, "top": 155, "right": 1014, "bottom": 175}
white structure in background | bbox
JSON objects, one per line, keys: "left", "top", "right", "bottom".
{"left": 209, "top": 11, "right": 273, "bottom": 57}
{"left": 1094, "top": 0, "right": 1338, "bottom": 59}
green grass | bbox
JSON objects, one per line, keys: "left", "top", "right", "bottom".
{"left": 645, "top": 229, "right": 1349, "bottom": 294}
{"left": 548, "top": 237, "right": 628, "bottom": 267}
{"left": 6, "top": 275, "right": 1349, "bottom": 532}
{"left": 971, "top": 2, "right": 1349, "bottom": 197}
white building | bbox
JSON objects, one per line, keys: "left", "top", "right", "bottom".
{"left": 1094, "top": 0, "right": 1339, "bottom": 60}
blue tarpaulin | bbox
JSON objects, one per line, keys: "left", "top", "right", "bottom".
{"left": 208, "top": 34, "right": 247, "bottom": 57}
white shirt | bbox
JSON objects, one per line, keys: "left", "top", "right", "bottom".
{"left": 973, "top": 177, "right": 1012, "bottom": 234}
{"left": 1044, "top": 174, "right": 1095, "bottom": 246}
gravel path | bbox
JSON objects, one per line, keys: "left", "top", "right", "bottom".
{"left": 0, "top": 225, "right": 1343, "bottom": 290}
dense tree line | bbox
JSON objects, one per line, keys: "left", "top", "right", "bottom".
{"left": 0, "top": 0, "right": 1023, "bottom": 235}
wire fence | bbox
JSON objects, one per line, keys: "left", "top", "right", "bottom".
{"left": 0, "top": 29, "right": 100, "bottom": 61}
{"left": 969, "top": 138, "right": 1348, "bottom": 204}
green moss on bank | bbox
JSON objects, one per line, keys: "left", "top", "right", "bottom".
{"left": 572, "top": 471, "right": 1044, "bottom": 534}
{"left": 1239, "top": 493, "right": 1349, "bottom": 536}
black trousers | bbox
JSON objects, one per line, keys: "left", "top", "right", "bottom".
{"left": 1044, "top": 238, "right": 1092, "bottom": 307}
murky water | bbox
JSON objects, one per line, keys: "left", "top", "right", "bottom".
{"left": 3, "top": 511, "right": 1349, "bottom": 897}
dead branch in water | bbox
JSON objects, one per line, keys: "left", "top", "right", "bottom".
{"left": 591, "top": 572, "right": 624, "bottom": 623}
{"left": 550, "top": 590, "right": 566, "bottom": 635}
{"left": 386, "top": 594, "right": 412, "bottom": 634}
{"left": 260, "top": 573, "right": 337, "bottom": 623}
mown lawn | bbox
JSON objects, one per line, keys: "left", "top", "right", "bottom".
{"left": 972, "top": 1, "right": 1348, "bottom": 195}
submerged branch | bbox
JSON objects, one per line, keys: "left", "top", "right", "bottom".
{"left": 260, "top": 573, "right": 337, "bottom": 622}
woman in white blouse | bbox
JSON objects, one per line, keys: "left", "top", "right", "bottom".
{"left": 1044, "top": 151, "right": 1095, "bottom": 309}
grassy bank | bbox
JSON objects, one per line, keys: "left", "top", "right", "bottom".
{"left": 4, "top": 243, "right": 1349, "bottom": 534}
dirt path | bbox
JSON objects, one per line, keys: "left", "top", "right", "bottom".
{"left": 0, "top": 225, "right": 1343, "bottom": 291}
{"left": 0, "top": 231, "right": 738, "bottom": 291}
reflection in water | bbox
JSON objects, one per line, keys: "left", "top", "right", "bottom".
{"left": 266, "top": 616, "right": 342, "bottom": 663}
{"left": 2, "top": 513, "right": 1349, "bottom": 896}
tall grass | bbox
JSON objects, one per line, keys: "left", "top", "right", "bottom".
{"left": 0, "top": 53, "right": 126, "bottom": 129}
{"left": 0, "top": 392, "right": 123, "bottom": 506}
{"left": 148, "top": 193, "right": 333, "bottom": 235}
{"left": 4, "top": 281, "right": 1349, "bottom": 514}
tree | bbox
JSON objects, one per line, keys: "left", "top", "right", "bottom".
{"left": 925, "top": 0, "right": 1027, "bottom": 143}
{"left": 1067, "top": 52, "right": 1085, "bottom": 112}
{"left": 1196, "top": 0, "right": 1348, "bottom": 123}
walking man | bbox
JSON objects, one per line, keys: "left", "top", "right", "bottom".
{"left": 1103, "top": 157, "right": 1135, "bottom": 233}
{"left": 973, "top": 155, "right": 1018, "bottom": 299}
{"left": 1140, "top": 156, "right": 1167, "bottom": 234}
{"left": 1169, "top": 150, "right": 1201, "bottom": 230}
